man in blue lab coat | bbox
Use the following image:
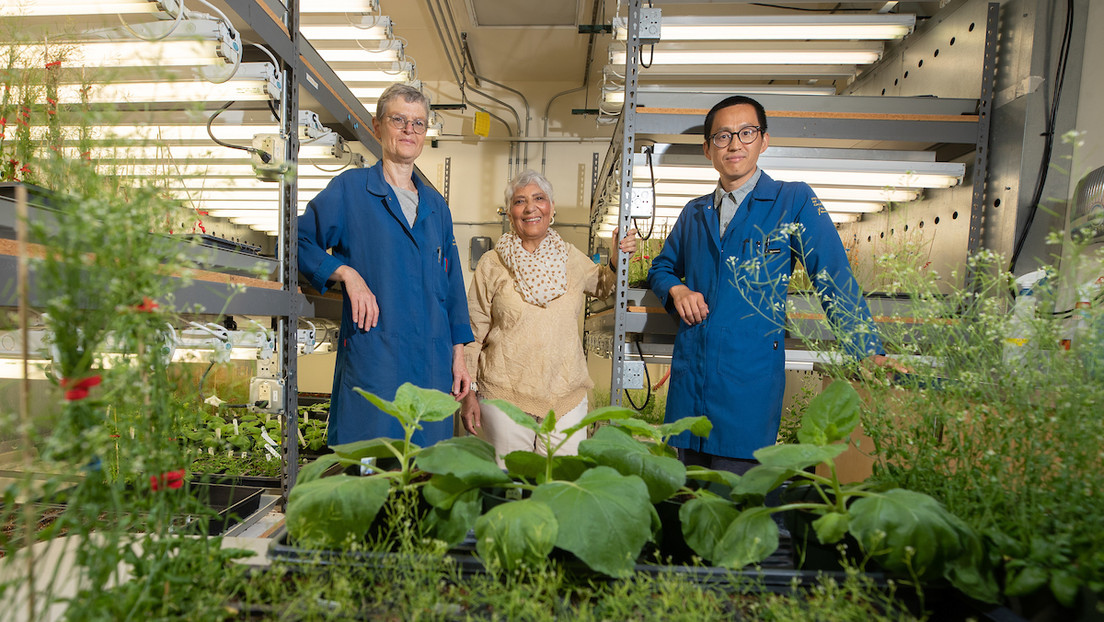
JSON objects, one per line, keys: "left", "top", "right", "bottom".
{"left": 648, "top": 95, "right": 889, "bottom": 473}
{"left": 298, "top": 84, "right": 473, "bottom": 447}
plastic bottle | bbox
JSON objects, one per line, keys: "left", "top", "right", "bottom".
{"left": 1003, "top": 269, "right": 1048, "bottom": 366}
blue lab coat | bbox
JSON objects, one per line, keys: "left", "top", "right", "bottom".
{"left": 298, "top": 163, "right": 473, "bottom": 447}
{"left": 648, "top": 172, "right": 882, "bottom": 458}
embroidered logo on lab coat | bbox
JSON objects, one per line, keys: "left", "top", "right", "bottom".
{"left": 812, "top": 196, "right": 827, "bottom": 215}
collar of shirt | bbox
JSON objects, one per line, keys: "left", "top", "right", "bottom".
{"left": 712, "top": 168, "right": 762, "bottom": 211}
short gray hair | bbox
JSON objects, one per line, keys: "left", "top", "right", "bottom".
{"left": 376, "top": 83, "right": 429, "bottom": 120}
{"left": 504, "top": 169, "right": 555, "bottom": 207}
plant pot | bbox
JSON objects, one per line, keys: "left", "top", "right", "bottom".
{"left": 187, "top": 481, "right": 264, "bottom": 535}
{"left": 780, "top": 485, "right": 865, "bottom": 572}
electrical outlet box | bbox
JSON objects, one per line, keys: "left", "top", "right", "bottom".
{"left": 639, "top": 7, "right": 662, "bottom": 44}
{"left": 630, "top": 186, "right": 654, "bottom": 218}
{"left": 622, "top": 361, "right": 645, "bottom": 389}
{"left": 249, "top": 377, "right": 284, "bottom": 414}
{"left": 251, "top": 133, "right": 289, "bottom": 182}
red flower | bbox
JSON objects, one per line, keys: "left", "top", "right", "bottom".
{"left": 44, "top": 60, "right": 62, "bottom": 69}
{"left": 59, "top": 375, "right": 102, "bottom": 401}
{"left": 150, "top": 469, "right": 186, "bottom": 491}
{"left": 134, "top": 296, "right": 159, "bottom": 312}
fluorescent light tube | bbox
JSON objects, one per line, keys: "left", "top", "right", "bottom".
{"left": 613, "top": 15, "right": 915, "bottom": 41}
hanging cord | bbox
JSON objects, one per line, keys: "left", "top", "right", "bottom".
{"left": 1008, "top": 0, "right": 1075, "bottom": 273}
{"left": 118, "top": 0, "right": 186, "bottom": 41}
{"left": 311, "top": 151, "right": 355, "bottom": 173}
{"left": 632, "top": 145, "right": 658, "bottom": 241}
{"left": 248, "top": 43, "right": 282, "bottom": 122}
{"left": 638, "top": 44, "right": 655, "bottom": 69}
{"left": 207, "top": 101, "right": 271, "bottom": 163}
{"left": 623, "top": 338, "right": 652, "bottom": 411}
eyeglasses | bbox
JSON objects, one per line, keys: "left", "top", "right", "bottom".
{"left": 385, "top": 114, "right": 428, "bottom": 134}
{"left": 709, "top": 126, "right": 763, "bottom": 148}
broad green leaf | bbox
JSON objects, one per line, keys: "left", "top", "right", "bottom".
{"left": 422, "top": 473, "right": 475, "bottom": 510}
{"left": 355, "top": 383, "right": 459, "bottom": 428}
{"left": 614, "top": 418, "right": 664, "bottom": 444}
{"left": 679, "top": 496, "right": 740, "bottom": 562}
{"left": 1049, "top": 569, "right": 1080, "bottom": 608}
{"left": 657, "top": 416, "right": 713, "bottom": 440}
{"left": 539, "top": 410, "right": 558, "bottom": 434}
{"left": 504, "top": 451, "right": 545, "bottom": 481}
{"left": 531, "top": 466, "right": 653, "bottom": 578}
{"left": 296, "top": 454, "right": 344, "bottom": 484}
{"left": 811, "top": 511, "right": 849, "bottom": 544}
{"left": 1005, "top": 564, "right": 1049, "bottom": 597}
{"left": 394, "top": 383, "right": 461, "bottom": 423}
{"left": 475, "top": 499, "right": 558, "bottom": 573}
{"left": 712, "top": 507, "right": 780, "bottom": 568}
{"left": 426, "top": 488, "right": 482, "bottom": 547}
{"left": 560, "top": 406, "right": 638, "bottom": 438}
{"left": 416, "top": 436, "right": 511, "bottom": 486}
{"left": 549, "top": 455, "right": 594, "bottom": 481}
{"left": 849, "top": 488, "right": 966, "bottom": 580}
{"left": 484, "top": 399, "right": 540, "bottom": 433}
{"left": 685, "top": 466, "right": 741, "bottom": 490}
{"left": 753, "top": 443, "right": 847, "bottom": 472}
{"left": 579, "top": 425, "right": 685, "bottom": 503}
{"left": 730, "top": 465, "right": 793, "bottom": 501}
{"left": 944, "top": 524, "right": 1001, "bottom": 603}
{"left": 331, "top": 437, "right": 411, "bottom": 462}
{"left": 797, "top": 380, "right": 861, "bottom": 445}
{"left": 286, "top": 475, "right": 391, "bottom": 548}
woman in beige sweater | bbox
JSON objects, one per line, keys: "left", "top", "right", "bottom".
{"left": 460, "top": 170, "right": 636, "bottom": 464}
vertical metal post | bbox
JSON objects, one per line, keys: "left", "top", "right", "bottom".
{"left": 966, "top": 2, "right": 999, "bottom": 288}
{"left": 443, "top": 156, "right": 452, "bottom": 204}
{"left": 279, "top": 0, "right": 301, "bottom": 501}
{"left": 610, "top": 0, "right": 642, "bottom": 406}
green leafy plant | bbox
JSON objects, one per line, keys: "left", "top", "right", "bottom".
{"left": 705, "top": 380, "right": 999, "bottom": 603}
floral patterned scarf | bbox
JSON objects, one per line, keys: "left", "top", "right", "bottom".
{"left": 496, "top": 229, "right": 568, "bottom": 307}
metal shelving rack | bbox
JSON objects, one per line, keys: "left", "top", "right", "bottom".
{"left": 588, "top": 1, "right": 999, "bottom": 404}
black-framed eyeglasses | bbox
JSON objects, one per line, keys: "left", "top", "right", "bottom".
{"left": 709, "top": 126, "right": 762, "bottom": 148}
{"left": 386, "top": 114, "right": 428, "bottom": 134}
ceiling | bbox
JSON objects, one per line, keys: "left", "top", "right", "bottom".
{"left": 378, "top": 1, "right": 949, "bottom": 97}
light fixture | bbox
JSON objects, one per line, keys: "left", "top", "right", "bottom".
{"left": 820, "top": 201, "right": 886, "bottom": 214}
{"left": 336, "top": 62, "right": 415, "bottom": 84}
{"left": 610, "top": 42, "right": 884, "bottom": 66}
{"left": 0, "top": 358, "right": 50, "bottom": 380}
{"left": 316, "top": 40, "right": 404, "bottom": 64}
{"left": 613, "top": 15, "right": 915, "bottom": 41}
{"left": 0, "top": 0, "right": 166, "bottom": 16}
{"left": 300, "top": 0, "right": 379, "bottom": 12}
{"left": 55, "top": 62, "right": 280, "bottom": 104}
{"left": 829, "top": 213, "right": 861, "bottom": 223}
{"left": 299, "top": 16, "right": 393, "bottom": 41}
{"left": 6, "top": 39, "right": 235, "bottom": 69}
{"left": 638, "top": 160, "right": 964, "bottom": 189}
{"left": 603, "top": 83, "right": 836, "bottom": 106}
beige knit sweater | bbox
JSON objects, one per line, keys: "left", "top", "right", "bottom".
{"left": 465, "top": 242, "right": 615, "bottom": 420}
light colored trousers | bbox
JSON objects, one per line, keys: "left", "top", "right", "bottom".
{"left": 476, "top": 397, "right": 589, "bottom": 467}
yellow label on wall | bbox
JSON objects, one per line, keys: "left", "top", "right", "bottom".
{"left": 473, "top": 111, "right": 490, "bottom": 137}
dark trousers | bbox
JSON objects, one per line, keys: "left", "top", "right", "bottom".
{"left": 677, "top": 447, "right": 759, "bottom": 475}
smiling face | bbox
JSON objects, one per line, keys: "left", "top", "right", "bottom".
{"left": 703, "top": 103, "right": 770, "bottom": 192}
{"left": 372, "top": 97, "right": 428, "bottom": 166}
{"left": 508, "top": 182, "right": 554, "bottom": 251}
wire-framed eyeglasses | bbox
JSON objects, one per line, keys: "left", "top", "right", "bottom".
{"left": 709, "top": 126, "right": 763, "bottom": 148}
{"left": 386, "top": 114, "right": 428, "bottom": 134}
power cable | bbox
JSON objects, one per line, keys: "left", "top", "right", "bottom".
{"left": 1008, "top": 0, "right": 1075, "bottom": 274}
{"left": 207, "top": 101, "right": 271, "bottom": 163}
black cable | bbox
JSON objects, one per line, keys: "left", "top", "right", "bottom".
{"left": 623, "top": 338, "right": 652, "bottom": 411}
{"left": 632, "top": 146, "right": 657, "bottom": 241}
{"left": 750, "top": 2, "right": 868, "bottom": 12}
{"left": 207, "top": 101, "right": 271, "bottom": 163}
{"left": 1008, "top": 0, "right": 1074, "bottom": 273}
{"left": 639, "top": 44, "right": 655, "bottom": 69}
{"left": 197, "top": 360, "right": 215, "bottom": 404}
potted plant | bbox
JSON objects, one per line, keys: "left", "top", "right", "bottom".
{"left": 700, "top": 379, "right": 999, "bottom": 604}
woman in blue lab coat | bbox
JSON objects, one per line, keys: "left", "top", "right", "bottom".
{"left": 298, "top": 84, "right": 473, "bottom": 447}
